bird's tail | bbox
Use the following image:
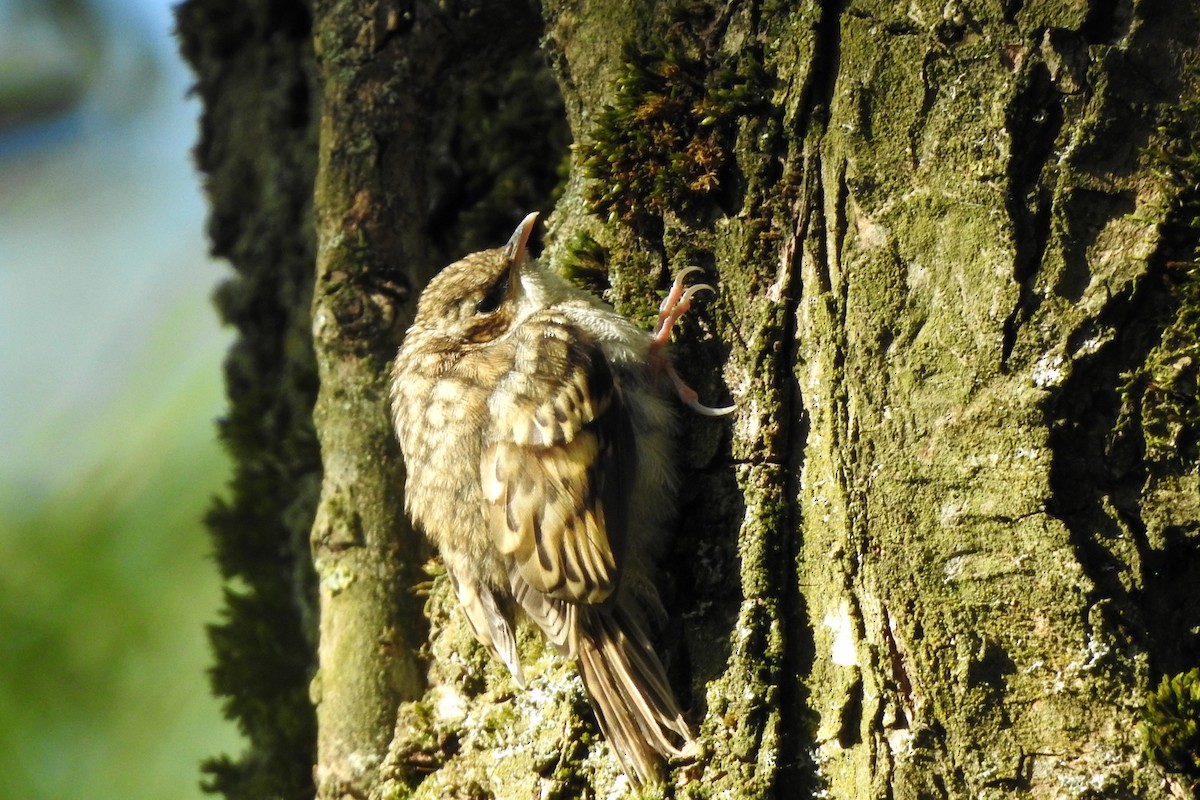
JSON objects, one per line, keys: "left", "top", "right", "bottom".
{"left": 575, "top": 603, "right": 696, "bottom": 786}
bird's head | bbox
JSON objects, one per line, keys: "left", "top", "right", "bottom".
{"left": 409, "top": 212, "right": 540, "bottom": 346}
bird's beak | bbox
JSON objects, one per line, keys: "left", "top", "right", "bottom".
{"left": 503, "top": 212, "right": 539, "bottom": 267}
{"left": 502, "top": 212, "right": 538, "bottom": 304}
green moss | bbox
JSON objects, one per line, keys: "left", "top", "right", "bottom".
{"left": 681, "top": 464, "right": 787, "bottom": 800}
{"left": 1142, "top": 668, "right": 1200, "bottom": 781}
{"left": 387, "top": 557, "right": 625, "bottom": 798}
{"left": 390, "top": 700, "right": 445, "bottom": 778}
{"left": 557, "top": 230, "right": 611, "bottom": 295}
{"left": 576, "top": 35, "right": 770, "bottom": 233}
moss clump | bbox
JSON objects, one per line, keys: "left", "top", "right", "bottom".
{"left": 576, "top": 37, "right": 769, "bottom": 233}
{"left": 557, "top": 230, "right": 611, "bottom": 296}
{"left": 1142, "top": 668, "right": 1200, "bottom": 781}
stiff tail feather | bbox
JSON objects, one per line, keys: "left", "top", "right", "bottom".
{"left": 575, "top": 604, "right": 696, "bottom": 785}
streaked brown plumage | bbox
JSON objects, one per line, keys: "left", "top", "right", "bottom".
{"left": 390, "top": 213, "right": 729, "bottom": 785}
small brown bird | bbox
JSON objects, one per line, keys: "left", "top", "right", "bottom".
{"left": 390, "top": 213, "right": 731, "bottom": 785}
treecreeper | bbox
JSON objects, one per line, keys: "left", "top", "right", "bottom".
{"left": 389, "top": 212, "right": 732, "bottom": 786}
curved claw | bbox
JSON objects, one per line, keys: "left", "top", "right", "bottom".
{"left": 659, "top": 266, "right": 706, "bottom": 314}
{"left": 680, "top": 283, "right": 714, "bottom": 304}
{"left": 666, "top": 363, "right": 736, "bottom": 417}
{"left": 652, "top": 267, "right": 737, "bottom": 417}
{"left": 687, "top": 399, "right": 737, "bottom": 417}
{"left": 654, "top": 270, "right": 715, "bottom": 347}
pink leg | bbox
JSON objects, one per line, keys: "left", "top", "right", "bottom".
{"left": 652, "top": 267, "right": 711, "bottom": 350}
{"left": 652, "top": 267, "right": 735, "bottom": 417}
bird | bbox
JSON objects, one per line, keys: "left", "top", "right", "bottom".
{"left": 389, "top": 212, "right": 731, "bottom": 786}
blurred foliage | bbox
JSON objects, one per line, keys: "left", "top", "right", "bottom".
{"left": 0, "top": 1, "right": 242, "bottom": 798}
{"left": 0, "top": 338, "right": 239, "bottom": 800}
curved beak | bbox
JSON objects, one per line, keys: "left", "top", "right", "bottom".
{"left": 503, "top": 212, "right": 539, "bottom": 266}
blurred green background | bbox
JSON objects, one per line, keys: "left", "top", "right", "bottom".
{"left": 0, "top": 1, "right": 243, "bottom": 798}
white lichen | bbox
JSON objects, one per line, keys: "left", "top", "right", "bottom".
{"left": 1032, "top": 354, "right": 1065, "bottom": 388}
{"left": 823, "top": 599, "right": 858, "bottom": 667}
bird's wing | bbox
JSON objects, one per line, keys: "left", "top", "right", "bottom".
{"left": 481, "top": 311, "right": 633, "bottom": 609}
{"left": 447, "top": 568, "right": 526, "bottom": 687}
{"left": 509, "top": 572, "right": 578, "bottom": 657}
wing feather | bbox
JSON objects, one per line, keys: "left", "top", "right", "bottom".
{"left": 447, "top": 570, "right": 525, "bottom": 687}
{"left": 481, "top": 312, "right": 632, "bottom": 607}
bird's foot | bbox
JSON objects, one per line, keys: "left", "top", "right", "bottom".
{"left": 651, "top": 267, "right": 735, "bottom": 417}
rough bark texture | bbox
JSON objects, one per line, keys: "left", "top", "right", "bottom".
{"left": 777, "top": 2, "right": 1200, "bottom": 796}
{"left": 177, "top": 2, "right": 321, "bottom": 798}
{"left": 306, "top": 2, "right": 570, "bottom": 798}
{"left": 181, "top": 0, "right": 1200, "bottom": 798}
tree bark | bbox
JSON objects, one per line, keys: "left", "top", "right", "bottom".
{"left": 176, "top": 3, "right": 321, "bottom": 798}
{"left": 306, "top": 2, "right": 571, "bottom": 798}
{"left": 182, "top": 0, "right": 1200, "bottom": 798}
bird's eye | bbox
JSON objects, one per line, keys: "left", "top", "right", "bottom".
{"left": 475, "top": 273, "right": 509, "bottom": 315}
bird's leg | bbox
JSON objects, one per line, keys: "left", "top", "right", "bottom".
{"left": 651, "top": 267, "right": 735, "bottom": 417}
{"left": 651, "top": 266, "right": 708, "bottom": 349}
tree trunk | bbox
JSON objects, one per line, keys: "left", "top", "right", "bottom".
{"left": 176, "top": 3, "right": 320, "bottom": 798}
{"left": 181, "top": 0, "right": 1200, "bottom": 798}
